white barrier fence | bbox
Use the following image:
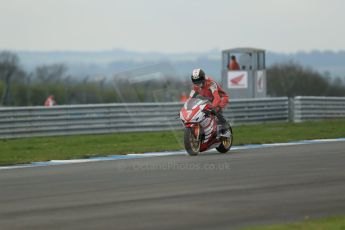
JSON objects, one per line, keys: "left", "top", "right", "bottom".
{"left": 292, "top": 96, "right": 345, "bottom": 122}
{"left": 0, "top": 96, "right": 344, "bottom": 139}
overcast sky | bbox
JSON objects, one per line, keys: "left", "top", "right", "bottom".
{"left": 0, "top": 0, "right": 344, "bottom": 53}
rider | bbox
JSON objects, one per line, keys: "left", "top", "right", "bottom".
{"left": 189, "top": 68, "right": 230, "bottom": 134}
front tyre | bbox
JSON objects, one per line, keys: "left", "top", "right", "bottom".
{"left": 216, "top": 125, "right": 233, "bottom": 153}
{"left": 184, "top": 127, "right": 200, "bottom": 156}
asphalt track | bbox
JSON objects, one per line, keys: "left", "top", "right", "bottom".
{"left": 0, "top": 142, "right": 345, "bottom": 230}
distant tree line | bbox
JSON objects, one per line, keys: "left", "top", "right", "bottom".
{"left": 0, "top": 51, "right": 116, "bottom": 106}
{"left": 0, "top": 51, "right": 190, "bottom": 106}
{"left": 267, "top": 62, "right": 345, "bottom": 97}
{"left": 1, "top": 51, "right": 345, "bottom": 106}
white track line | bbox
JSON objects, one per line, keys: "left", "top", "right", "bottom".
{"left": 1, "top": 138, "right": 345, "bottom": 170}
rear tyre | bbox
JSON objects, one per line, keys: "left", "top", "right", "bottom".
{"left": 216, "top": 125, "right": 233, "bottom": 153}
{"left": 184, "top": 128, "right": 200, "bottom": 156}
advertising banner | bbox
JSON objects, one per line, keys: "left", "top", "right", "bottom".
{"left": 256, "top": 71, "right": 264, "bottom": 93}
{"left": 227, "top": 71, "right": 248, "bottom": 89}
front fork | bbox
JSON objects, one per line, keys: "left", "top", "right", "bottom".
{"left": 185, "top": 123, "right": 201, "bottom": 141}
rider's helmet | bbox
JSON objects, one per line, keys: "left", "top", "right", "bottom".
{"left": 191, "top": 68, "right": 206, "bottom": 85}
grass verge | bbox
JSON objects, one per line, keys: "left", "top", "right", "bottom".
{"left": 0, "top": 120, "right": 345, "bottom": 165}
{"left": 241, "top": 216, "right": 345, "bottom": 230}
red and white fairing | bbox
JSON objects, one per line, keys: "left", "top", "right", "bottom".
{"left": 180, "top": 98, "right": 221, "bottom": 152}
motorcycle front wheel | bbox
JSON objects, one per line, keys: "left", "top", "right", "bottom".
{"left": 184, "top": 127, "right": 201, "bottom": 156}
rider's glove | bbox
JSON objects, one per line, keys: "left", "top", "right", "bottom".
{"left": 203, "top": 104, "right": 216, "bottom": 115}
{"left": 204, "top": 104, "right": 213, "bottom": 111}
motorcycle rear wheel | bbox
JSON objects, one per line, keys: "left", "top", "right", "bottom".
{"left": 216, "top": 124, "right": 233, "bottom": 153}
{"left": 184, "top": 127, "right": 200, "bottom": 156}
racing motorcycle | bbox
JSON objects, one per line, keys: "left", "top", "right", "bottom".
{"left": 179, "top": 97, "right": 233, "bottom": 156}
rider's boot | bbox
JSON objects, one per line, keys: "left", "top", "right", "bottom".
{"left": 216, "top": 113, "right": 230, "bottom": 137}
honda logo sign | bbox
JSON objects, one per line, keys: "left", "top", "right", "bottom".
{"left": 227, "top": 71, "right": 248, "bottom": 89}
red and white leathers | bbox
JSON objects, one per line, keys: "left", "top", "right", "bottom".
{"left": 189, "top": 76, "right": 229, "bottom": 111}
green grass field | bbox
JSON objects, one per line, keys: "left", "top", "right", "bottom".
{"left": 241, "top": 216, "right": 345, "bottom": 230}
{"left": 0, "top": 120, "right": 345, "bottom": 165}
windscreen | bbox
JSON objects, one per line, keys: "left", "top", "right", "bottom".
{"left": 184, "top": 98, "right": 204, "bottom": 110}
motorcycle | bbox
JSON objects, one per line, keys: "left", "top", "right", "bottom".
{"left": 179, "top": 97, "right": 233, "bottom": 156}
